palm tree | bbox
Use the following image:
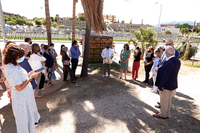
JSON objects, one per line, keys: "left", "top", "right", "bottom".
{"left": 72, "top": 0, "right": 78, "bottom": 42}
{"left": 128, "top": 27, "right": 158, "bottom": 55}
{"left": 177, "top": 33, "right": 200, "bottom": 60}
{"left": 80, "top": 0, "right": 106, "bottom": 77}
{"left": 45, "top": 0, "right": 51, "bottom": 45}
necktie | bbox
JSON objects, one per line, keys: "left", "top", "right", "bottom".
{"left": 159, "top": 54, "right": 166, "bottom": 67}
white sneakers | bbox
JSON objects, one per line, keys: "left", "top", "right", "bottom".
{"left": 102, "top": 75, "right": 111, "bottom": 78}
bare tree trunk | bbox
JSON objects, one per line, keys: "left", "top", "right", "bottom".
{"left": 0, "top": 0, "right": 8, "bottom": 44}
{"left": 81, "top": 23, "right": 91, "bottom": 77}
{"left": 45, "top": 0, "right": 51, "bottom": 45}
{"left": 72, "top": 0, "right": 76, "bottom": 42}
{"left": 183, "top": 39, "right": 190, "bottom": 60}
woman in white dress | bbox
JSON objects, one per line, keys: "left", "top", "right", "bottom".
{"left": 29, "top": 43, "right": 46, "bottom": 97}
{"left": 4, "top": 45, "right": 40, "bottom": 133}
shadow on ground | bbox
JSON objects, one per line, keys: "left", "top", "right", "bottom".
{"left": 0, "top": 62, "right": 199, "bottom": 133}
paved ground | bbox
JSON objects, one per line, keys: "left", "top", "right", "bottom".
{"left": 0, "top": 40, "right": 199, "bottom": 132}
{"left": 0, "top": 58, "right": 200, "bottom": 133}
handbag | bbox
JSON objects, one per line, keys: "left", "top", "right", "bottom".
{"left": 64, "top": 60, "right": 70, "bottom": 65}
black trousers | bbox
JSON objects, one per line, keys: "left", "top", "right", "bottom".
{"left": 71, "top": 58, "right": 78, "bottom": 78}
{"left": 144, "top": 64, "right": 153, "bottom": 82}
{"left": 64, "top": 65, "right": 74, "bottom": 81}
{"left": 39, "top": 73, "right": 45, "bottom": 89}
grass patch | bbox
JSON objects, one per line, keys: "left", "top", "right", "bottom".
{"left": 183, "top": 61, "right": 200, "bottom": 68}
{"left": 91, "top": 63, "right": 120, "bottom": 72}
{"left": 113, "top": 40, "right": 128, "bottom": 42}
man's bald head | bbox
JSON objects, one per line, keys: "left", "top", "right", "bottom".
{"left": 165, "top": 46, "right": 175, "bottom": 58}
{"left": 18, "top": 42, "right": 30, "bottom": 56}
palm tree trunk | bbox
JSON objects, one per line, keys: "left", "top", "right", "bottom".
{"left": 81, "top": 23, "right": 91, "bottom": 77}
{"left": 45, "top": 0, "right": 51, "bottom": 45}
{"left": 72, "top": 0, "right": 76, "bottom": 42}
{"left": 183, "top": 39, "right": 190, "bottom": 60}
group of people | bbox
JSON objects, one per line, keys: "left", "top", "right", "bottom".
{"left": 0, "top": 38, "right": 81, "bottom": 132}
{"left": 102, "top": 39, "right": 181, "bottom": 119}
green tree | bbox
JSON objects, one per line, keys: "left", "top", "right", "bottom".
{"left": 129, "top": 29, "right": 135, "bottom": 33}
{"left": 176, "top": 33, "right": 200, "bottom": 60}
{"left": 82, "top": 27, "right": 86, "bottom": 30}
{"left": 75, "top": 26, "right": 81, "bottom": 30}
{"left": 78, "top": 15, "right": 85, "bottom": 21}
{"left": 41, "top": 19, "right": 46, "bottom": 25}
{"left": 164, "top": 30, "right": 172, "bottom": 35}
{"left": 4, "top": 15, "right": 10, "bottom": 22}
{"left": 52, "top": 22, "right": 58, "bottom": 28}
{"left": 129, "top": 18, "right": 132, "bottom": 24}
{"left": 55, "top": 17, "right": 59, "bottom": 22}
{"left": 148, "top": 24, "right": 154, "bottom": 27}
{"left": 121, "top": 20, "right": 125, "bottom": 23}
{"left": 59, "top": 25, "right": 65, "bottom": 28}
{"left": 129, "top": 27, "right": 158, "bottom": 55}
{"left": 34, "top": 19, "right": 42, "bottom": 26}
{"left": 6, "top": 20, "right": 16, "bottom": 25}
{"left": 118, "top": 18, "right": 119, "bottom": 23}
{"left": 176, "top": 23, "right": 192, "bottom": 29}
{"left": 180, "top": 28, "right": 189, "bottom": 35}
{"left": 67, "top": 17, "right": 73, "bottom": 20}
{"left": 33, "top": 17, "right": 39, "bottom": 20}
{"left": 26, "top": 21, "right": 33, "bottom": 26}
{"left": 16, "top": 19, "right": 26, "bottom": 25}
{"left": 50, "top": 17, "right": 55, "bottom": 22}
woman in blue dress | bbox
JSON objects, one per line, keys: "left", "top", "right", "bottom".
{"left": 4, "top": 45, "right": 40, "bottom": 133}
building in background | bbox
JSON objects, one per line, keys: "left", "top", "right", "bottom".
{"left": 77, "top": 13, "right": 116, "bottom": 23}
{"left": 55, "top": 14, "right": 86, "bottom": 29}
{"left": 57, "top": 19, "right": 86, "bottom": 29}
{"left": 148, "top": 27, "right": 180, "bottom": 34}
{"left": 103, "top": 14, "right": 116, "bottom": 23}
{"left": 3, "top": 11, "right": 16, "bottom": 17}
{"left": 160, "top": 23, "right": 180, "bottom": 28}
{"left": 110, "top": 23, "right": 147, "bottom": 32}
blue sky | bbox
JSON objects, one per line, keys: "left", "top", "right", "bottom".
{"left": 1, "top": 0, "right": 200, "bottom": 25}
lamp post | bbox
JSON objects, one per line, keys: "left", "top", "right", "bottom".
{"left": 155, "top": 2, "right": 162, "bottom": 40}
{"left": 0, "top": 0, "right": 8, "bottom": 44}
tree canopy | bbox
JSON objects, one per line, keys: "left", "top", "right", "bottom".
{"left": 176, "top": 23, "right": 192, "bottom": 29}
{"left": 52, "top": 22, "right": 58, "bottom": 28}
{"left": 78, "top": 15, "right": 85, "bottom": 21}
{"left": 164, "top": 30, "right": 172, "bottom": 35}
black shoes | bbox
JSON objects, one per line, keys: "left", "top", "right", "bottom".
{"left": 155, "top": 104, "right": 161, "bottom": 108}
{"left": 143, "top": 80, "right": 148, "bottom": 83}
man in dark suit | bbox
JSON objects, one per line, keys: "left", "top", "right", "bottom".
{"left": 153, "top": 46, "right": 181, "bottom": 119}
{"left": 155, "top": 39, "right": 179, "bottom": 108}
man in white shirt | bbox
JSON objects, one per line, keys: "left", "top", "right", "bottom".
{"left": 101, "top": 44, "right": 114, "bottom": 78}
{"left": 40, "top": 44, "right": 45, "bottom": 56}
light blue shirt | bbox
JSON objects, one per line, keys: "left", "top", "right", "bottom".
{"left": 106, "top": 49, "right": 109, "bottom": 58}
{"left": 70, "top": 46, "right": 81, "bottom": 59}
